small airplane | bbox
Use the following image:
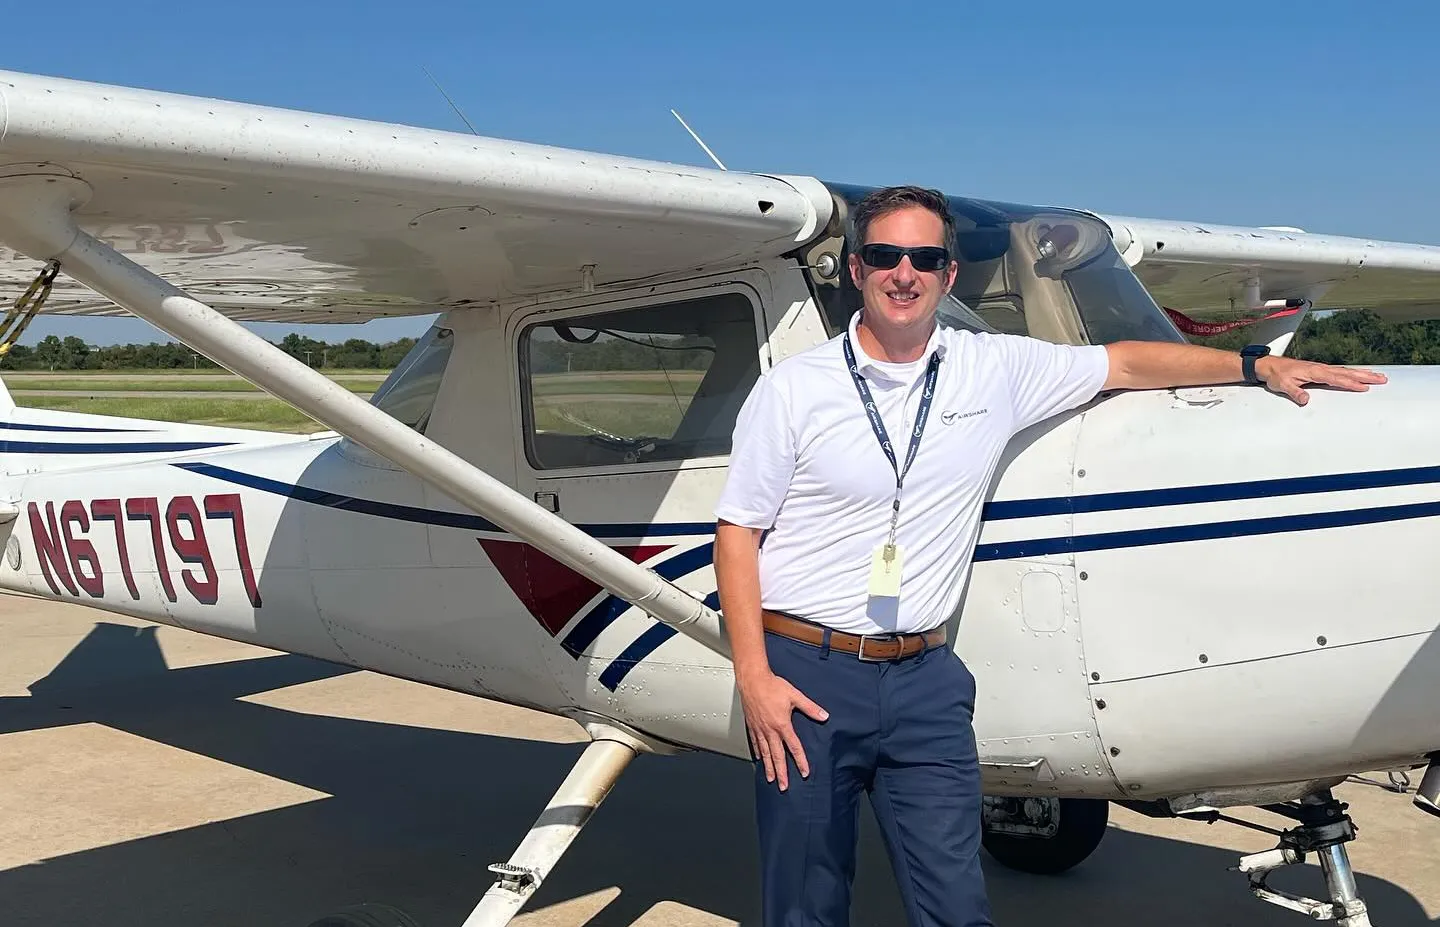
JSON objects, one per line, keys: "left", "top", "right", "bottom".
{"left": 1, "top": 67, "right": 1438, "bottom": 927}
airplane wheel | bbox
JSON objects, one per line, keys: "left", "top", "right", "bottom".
{"left": 981, "top": 797, "right": 1108, "bottom": 875}
{"left": 306, "top": 903, "right": 422, "bottom": 927}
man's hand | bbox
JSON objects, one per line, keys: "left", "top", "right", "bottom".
{"left": 738, "top": 669, "right": 828, "bottom": 791}
{"left": 1256, "top": 355, "right": 1388, "bottom": 406}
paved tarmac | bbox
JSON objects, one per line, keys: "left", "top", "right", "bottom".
{"left": 0, "top": 592, "right": 1435, "bottom": 926}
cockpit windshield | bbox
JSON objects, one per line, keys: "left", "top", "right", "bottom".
{"left": 368, "top": 324, "right": 455, "bottom": 433}
{"left": 809, "top": 183, "right": 1186, "bottom": 346}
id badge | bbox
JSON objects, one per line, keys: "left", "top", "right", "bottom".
{"left": 867, "top": 544, "right": 904, "bottom": 598}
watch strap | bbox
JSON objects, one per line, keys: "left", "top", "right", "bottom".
{"left": 1241, "top": 345, "right": 1269, "bottom": 384}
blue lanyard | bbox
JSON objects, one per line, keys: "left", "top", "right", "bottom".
{"left": 842, "top": 331, "right": 941, "bottom": 554}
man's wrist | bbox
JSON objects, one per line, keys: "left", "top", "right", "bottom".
{"left": 735, "top": 663, "right": 775, "bottom": 690}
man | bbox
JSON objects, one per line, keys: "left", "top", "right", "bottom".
{"left": 712, "top": 185, "right": 1384, "bottom": 927}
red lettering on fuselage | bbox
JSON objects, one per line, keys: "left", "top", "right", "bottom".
{"left": 90, "top": 499, "right": 139, "bottom": 599}
{"left": 204, "top": 493, "right": 262, "bottom": 607}
{"left": 60, "top": 500, "right": 104, "bottom": 598}
{"left": 166, "top": 496, "right": 218, "bottom": 605}
{"left": 27, "top": 493, "right": 263, "bottom": 608}
{"left": 28, "top": 501, "right": 77, "bottom": 596}
{"left": 126, "top": 496, "right": 176, "bottom": 602}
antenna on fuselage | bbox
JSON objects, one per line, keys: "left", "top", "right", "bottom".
{"left": 670, "top": 109, "right": 727, "bottom": 171}
{"left": 423, "top": 66, "right": 480, "bottom": 136}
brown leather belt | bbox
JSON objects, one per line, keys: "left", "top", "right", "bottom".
{"left": 762, "top": 610, "right": 945, "bottom": 662}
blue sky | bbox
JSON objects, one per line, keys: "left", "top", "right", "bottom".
{"left": 5, "top": 0, "right": 1438, "bottom": 344}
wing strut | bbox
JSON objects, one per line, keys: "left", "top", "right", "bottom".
{"left": 0, "top": 174, "right": 729, "bottom": 659}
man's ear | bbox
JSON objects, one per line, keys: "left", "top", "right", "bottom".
{"left": 944, "top": 260, "right": 958, "bottom": 292}
{"left": 847, "top": 252, "right": 865, "bottom": 290}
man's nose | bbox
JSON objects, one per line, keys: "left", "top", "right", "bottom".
{"left": 892, "top": 256, "right": 918, "bottom": 283}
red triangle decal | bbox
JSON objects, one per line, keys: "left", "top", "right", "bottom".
{"left": 479, "top": 540, "right": 671, "bottom": 636}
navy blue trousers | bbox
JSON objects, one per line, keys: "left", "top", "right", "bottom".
{"left": 753, "top": 629, "right": 993, "bottom": 927}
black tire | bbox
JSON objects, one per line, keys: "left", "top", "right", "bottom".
{"left": 981, "top": 797, "right": 1109, "bottom": 875}
{"left": 307, "top": 903, "right": 422, "bottom": 927}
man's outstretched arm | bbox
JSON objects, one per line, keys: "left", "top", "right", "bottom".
{"left": 1103, "top": 340, "right": 1387, "bottom": 406}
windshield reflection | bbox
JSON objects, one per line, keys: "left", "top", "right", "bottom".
{"left": 813, "top": 183, "right": 1186, "bottom": 346}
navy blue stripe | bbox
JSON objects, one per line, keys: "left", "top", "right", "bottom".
{"left": 592, "top": 495, "right": 1440, "bottom": 684}
{"left": 3, "top": 439, "right": 231, "bottom": 454}
{"left": 176, "top": 462, "right": 506, "bottom": 531}
{"left": 983, "top": 464, "right": 1440, "bottom": 520}
{"left": 597, "top": 590, "right": 721, "bottom": 688}
{"left": 975, "top": 498, "right": 1440, "bottom": 561}
{"left": 175, "top": 462, "right": 714, "bottom": 539}
{"left": 561, "top": 543, "right": 714, "bottom": 656}
{"left": 0, "top": 421, "right": 142, "bottom": 433}
{"left": 598, "top": 624, "right": 678, "bottom": 690}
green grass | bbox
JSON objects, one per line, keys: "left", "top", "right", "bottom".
{"left": 1, "top": 367, "right": 391, "bottom": 377}
{"left": 14, "top": 395, "right": 322, "bottom": 433}
{"left": 7, "top": 378, "right": 378, "bottom": 393}
{"left": 533, "top": 398, "right": 691, "bottom": 437}
{"left": 9, "top": 369, "right": 702, "bottom": 437}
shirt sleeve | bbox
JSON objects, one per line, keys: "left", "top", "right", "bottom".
{"left": 713, "top": 372, "right": 797, "bottom": 529}
{"left": 988, "top": 335, "right": 1110, "bottom": 434}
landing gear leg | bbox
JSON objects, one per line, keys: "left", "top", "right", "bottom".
{"left": 1234, "top": 791, "right": 1372, "bottom": 926}
{"left": 303, "top": 723, "right": 649, "bottom": 927}
{"left": 459, "top": 724, "right": 645, "bottom": 927}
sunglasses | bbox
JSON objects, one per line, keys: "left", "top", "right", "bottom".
{"left": 858, "top": 243, "right": 951, "bottom": 272}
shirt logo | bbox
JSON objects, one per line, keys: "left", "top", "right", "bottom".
{"left": 942, "top": 409, "right": 987, "bottom": 424}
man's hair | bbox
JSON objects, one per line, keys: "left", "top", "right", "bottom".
{"left": 848, "top": 185, "right": 957, "bottom": 256}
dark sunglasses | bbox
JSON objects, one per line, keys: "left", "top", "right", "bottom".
{"left": 858, "top": 243, "right": 951, "bottom": 272}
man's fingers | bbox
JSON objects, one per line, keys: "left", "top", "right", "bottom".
{"left": 1312, "top": 367, "right": 1376, "bottom": 390}
{"left": 754, "top": 733, "right": 775, "bottom": 783}
{"left": 794, "top": 691, "right": 829, "bottom": 722}
{"left": 767, "top": 731, "right": 789, "bottom": 790}
{"left": 781, "top": 724, "right": 810, "bottom": 779}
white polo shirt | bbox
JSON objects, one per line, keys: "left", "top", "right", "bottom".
{"left": 714, "top": 309, "right": 1109, "bottom": 635}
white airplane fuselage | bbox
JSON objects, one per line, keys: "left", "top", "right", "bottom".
{"left": 0, "top": 254, "right": 1436, "bottom": 811}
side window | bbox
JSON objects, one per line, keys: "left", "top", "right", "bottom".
{"left": 369, "top": 325, "right": 455, "bottom": 433}
{"left": 522, "top": 292, "right": 760, "bottom": 470}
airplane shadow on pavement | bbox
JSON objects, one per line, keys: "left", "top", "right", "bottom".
{"left": 0, "top": 621, "right": 1433, "bottom": 927}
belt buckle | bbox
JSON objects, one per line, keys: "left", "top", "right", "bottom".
{"left": 856, "top": 634, "right": 897, "bottom": 662}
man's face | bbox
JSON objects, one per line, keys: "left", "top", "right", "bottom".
{"left": 847, "top": 205, "right": 958, "bottom": 335}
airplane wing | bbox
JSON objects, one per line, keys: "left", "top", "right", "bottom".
{"left": 0, "top": 70, "right": 831, "bottom": 324}
{"left": 1099, "top": 214, "right": 1440, "bottom": 324}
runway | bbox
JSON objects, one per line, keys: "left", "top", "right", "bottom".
{"left": 0, "top": 592, "right": 1435, "bottom": 926}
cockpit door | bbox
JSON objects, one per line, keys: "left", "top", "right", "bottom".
{"left": 501, "top": 274, "right": 775, "bottom": 691}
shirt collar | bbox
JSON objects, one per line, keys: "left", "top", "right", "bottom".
{"left": 846, "top": 309, "right": 948, "bottom": 382}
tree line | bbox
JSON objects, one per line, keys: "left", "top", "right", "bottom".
{"left": 0, "top": 332, "right": 418, "bottom": 371}
{"left": 2, "top": 309, "right": 1438, "bottom": 372}
{"left": 1188, "top": 309, "right": 1440, "bottom": 364}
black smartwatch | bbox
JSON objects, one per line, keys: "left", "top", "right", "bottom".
{"left": 1240, "top": 344, "right": 1271, "bottom": 384}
